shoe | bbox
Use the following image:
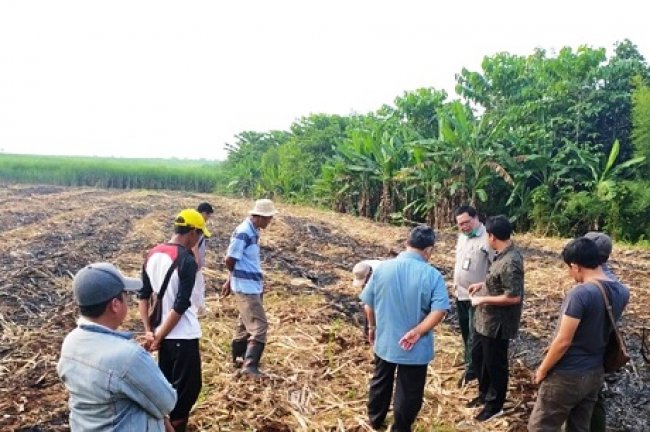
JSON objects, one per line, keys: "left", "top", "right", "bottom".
{"left": 475, "top": 407, "right": 504, "bottom": 422}
{"left": 465, "top": 396, "right": 485, "bottom": 408}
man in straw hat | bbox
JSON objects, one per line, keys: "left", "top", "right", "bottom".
{"left": 138, "top": 209, "right": 211, "bottom": 432}
{"left": 222, "top": 198, "right": 278, "bottom": 377}
{"left": 57, "top": 262, "right": 177, "bottom": 431}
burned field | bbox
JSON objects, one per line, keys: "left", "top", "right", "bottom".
{"left": 1, "top": 185, "right": 648, "bottom": 431}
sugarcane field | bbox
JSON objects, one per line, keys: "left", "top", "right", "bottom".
{"left": 0, "top": 184, "right": 648, "bottom": 431}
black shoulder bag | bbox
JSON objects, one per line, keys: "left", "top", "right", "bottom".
{"left": 147, "top": 252, "right": 181, "bottom": 330}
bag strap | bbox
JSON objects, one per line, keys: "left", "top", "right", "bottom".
{"left": 590, "top": 279, "right": 621, "bottom": 336}
{"left": 158, "top": 246, "right": 182, "bottom": 300}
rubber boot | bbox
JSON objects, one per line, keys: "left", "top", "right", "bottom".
{"left": 242, "top": 341, "right": 265, "bottom": 377}
{"left": 231, "top": 338, "right": 248, "bottom": 368}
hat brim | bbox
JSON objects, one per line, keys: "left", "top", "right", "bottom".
{"left": 122, "top": 276, "right": 143, "bottom": 292}
{"left": 201, "top": 227, "right": 212, "bottom": 238}
{"left": 248, "top": 210, "right": 278, "bottom": 217}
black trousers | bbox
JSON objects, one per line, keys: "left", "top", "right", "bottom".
{"left": 159, "top": 339, "right": 202, "bottom": 421}
{"left": 367, "top": 355, "right": 428, "bottom": 432}
{"left": 456, "top": 300, "right": 475, "bottom": 376}
{"left": 471, "top": 332, "right": 509, "bottom": 411}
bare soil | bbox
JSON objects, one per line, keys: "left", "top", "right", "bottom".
{"left": 0, "top": 185, "right": 648, "bottom": 431}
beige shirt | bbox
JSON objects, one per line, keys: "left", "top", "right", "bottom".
{"left": 453, "top": 224, "right": 493, "bottom": 300}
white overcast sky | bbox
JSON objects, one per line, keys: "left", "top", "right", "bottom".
{"left": 1, "top": 1, "right": 648, "bottom": 161}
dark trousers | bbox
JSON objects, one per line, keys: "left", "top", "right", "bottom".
{"left": 528, "top": 368, "right": 603, "bottom": 432}
{"left": 367, "top": 355, "right": 428, "bottom": 432}
{"left": 456, "top": 300, "right": 475, "bottom": 376}
{"left": 471, "top": 332, "right": 509, "bottom": 411}
{"left": 159, "top": 339, "right": 202, "bottom": 421}
{"left": 589, "top": 389, "right": 606, "bottom": 432}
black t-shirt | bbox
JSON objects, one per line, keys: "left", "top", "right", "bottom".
{"left": 554, "top": 279, "right": 629, "bottom": 373}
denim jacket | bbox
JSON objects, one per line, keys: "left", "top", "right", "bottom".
{"left": 57, "top": 319, "right": 177, "bottom": 431}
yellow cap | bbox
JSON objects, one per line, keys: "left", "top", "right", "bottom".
{"left": 174, "top": 209, "right": 211, "bottom": 238}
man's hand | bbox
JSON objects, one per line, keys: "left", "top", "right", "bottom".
{"left": 367, "top": 327, "right": 376, "bottom": 345}
{"left": 221, "top": 279, "right": 231, "bottom": 297}
{"left": 138, "top": 331, "right": 155, "bottom": 350}
{"left": 398, "top": 328, "right": 421, "bottom": 351}
{"left": 468, "top": 282, "right": 484, "bottom": 295}
{"left": 470, "top": 295, "right": 483, "bottom": 307}
{"left": 149, "top": 336, "right": 162, "bottom": 352}
{"left": 534, "top": 367, "right": 548, "bottom": 384}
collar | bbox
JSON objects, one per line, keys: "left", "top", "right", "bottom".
{"left": 246, "top": 217, "right": 260, "bottom": 233}
{"left": 399, "top": 250, "right": 426, "bottom": 262}
{"left": 464, "top": 223, "right": 485, "bottom": 238}
{"left": 77, "top": 316, "right": 133, "bottom": 340}
{"left": 494, "top": 242, "right": 515, "bottom": 260}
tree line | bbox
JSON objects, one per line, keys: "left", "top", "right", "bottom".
{"left": 217, "top": 40, "right": 650, "bottom": 244}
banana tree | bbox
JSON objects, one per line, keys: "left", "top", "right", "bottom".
{"left": 586, "top": 139, "right": 645, "bottom": 230}
{"left": 406, "top": 101, "right": 513, "bottom": 227}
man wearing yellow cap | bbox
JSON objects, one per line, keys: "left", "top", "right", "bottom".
{"left": 138, "top": 209, "right": 210, "bottom": 432}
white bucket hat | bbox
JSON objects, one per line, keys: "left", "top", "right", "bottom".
{"left": 248, "top": 199, "right": 278, "bottom": 217}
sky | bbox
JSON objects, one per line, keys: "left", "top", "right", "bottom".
{"left": 0, "top": 1, "right": 648, "bottom": 161}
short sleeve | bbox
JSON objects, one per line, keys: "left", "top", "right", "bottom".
{"left": 502, "top": 257, "right": 524, "bottom": 297}
{"left": 563, "top": 285, "right": 588, "bottom": 320}
{"left": 359, "top": 272, "right": 376, "bottom": 307}
{"left": 429, "top": 271, "right": 450, "bottom": 311}
{"left": 226, "top": 231, "right": 250, "bottom": 260}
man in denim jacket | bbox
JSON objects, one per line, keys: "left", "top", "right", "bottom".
{"left": 57, "top": 262, "right": 177, "bottom": 431}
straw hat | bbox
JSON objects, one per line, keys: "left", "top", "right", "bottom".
{"left": 248, "top": 199, "right": 278, "bottom": 217}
